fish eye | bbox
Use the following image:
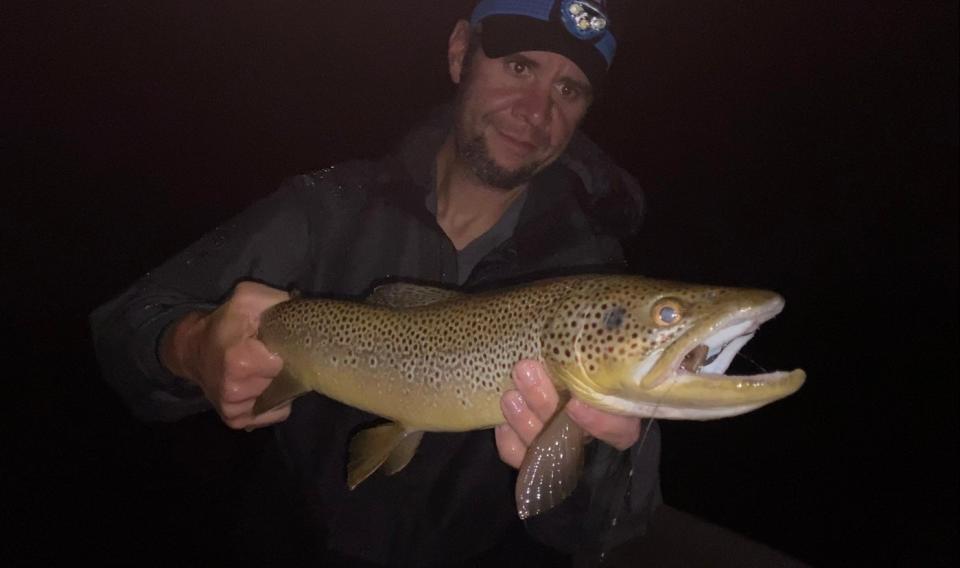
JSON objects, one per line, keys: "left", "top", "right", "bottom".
{"left": 652, "top": 299, "right": 683, "bottom": 327}
{"left": 602, "top": 306, "right": 627, "bottom": 330}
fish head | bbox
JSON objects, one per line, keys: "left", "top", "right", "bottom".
{"left": 541, "top": 276, "right": 806, "bottom": 420}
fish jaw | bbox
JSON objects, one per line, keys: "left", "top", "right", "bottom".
{"left": 591, "top": 368, "right": 807, "bottom": 419}
{"left": 553, "top": 289, "right": 806, "bottom": 420}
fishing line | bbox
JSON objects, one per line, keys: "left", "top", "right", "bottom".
{"left": 595, "top": 378, "right": 678, "bottom": 563}
{"left": 634, "top": 376, "right": 677, "bottom": 454}
{"left": 735, "top": 350, "right": 769, "bottom": 373}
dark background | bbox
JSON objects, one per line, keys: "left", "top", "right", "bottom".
{"left": 3, "top": 1, "right": 956, "bottom": 565}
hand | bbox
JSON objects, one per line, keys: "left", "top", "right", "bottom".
{"left": 495, "top": 360, "right": 642, "bottom": 469}
{"left": 161, "top": 281, "right": 291, "bottom": 430}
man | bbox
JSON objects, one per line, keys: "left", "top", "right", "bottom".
{"left": 90, "top": 1, "right": 661, "bottom": 565}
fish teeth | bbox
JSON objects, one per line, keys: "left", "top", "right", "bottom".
{"left": 704, "top": 320, "right": 754, "bottom": 353}
{"left": 677, "top": 320, "right": 756, "bottom": 376}
{"left": 702, "top": 333, "right": 754, "bottom": 375}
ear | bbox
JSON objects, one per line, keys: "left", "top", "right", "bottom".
{"left": 447, "top": 19, "right": 471, "bottom": 84}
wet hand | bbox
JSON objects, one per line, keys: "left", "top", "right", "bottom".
{"left": 162, "top": 281, "right": 292, "bottom": 430}
{"left": 495, "top": 360, "right": 641, "bottom": 469}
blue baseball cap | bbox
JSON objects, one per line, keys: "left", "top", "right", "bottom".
{"left": 470, "top": 0, "right": 618, "bottom": 89}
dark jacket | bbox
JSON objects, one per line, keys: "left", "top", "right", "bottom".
{"left": 89, "top": 107, "right": 661, "bottom": 566}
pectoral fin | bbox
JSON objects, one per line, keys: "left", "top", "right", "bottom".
{"left": 515, "top": 409, "right": 587, "bottom": 520}
{"left": 252, "top": 366, "right": 311, "bottom": 416}
{"left": 347, "top": 423, "right": 423, "bottom": 489}
{"left": 382, "top": 430, "right": 425, "bottom": 475}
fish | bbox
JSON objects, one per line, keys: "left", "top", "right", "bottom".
{"left": 252, "top": 274, "right": 806, "bottom": 518}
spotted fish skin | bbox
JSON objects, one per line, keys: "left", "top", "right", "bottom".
{"left": 255, "top": 277, "right": 576, "bottom": 431}
{"left": 256, "top": 274, "right": 805, "bottom": 425}
{"left": 253, "top": 274, "right": 805, "bottom": 512}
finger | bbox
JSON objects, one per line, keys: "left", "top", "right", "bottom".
{"left": 218, "top": 401, "right": 252, "bottom": 428}
{"left": 500, "top": 389, "right": 544, "bottom": 448}
{"left": 512, "top": 360, "right": 560, "bottom": 422}
{"left": 224, "top": 283, "right": 291, "bottom": 339}
{"left": 494, "top": 423, "right": 526, "bottom": 469}
{"left": 221, "top": 400, "right": 292, "bottom": 430}
{"left": 246, "top": 337, "right": 285, "bottom": 375}
{"left": 224, "top": 339, "right": 284, "bottom": 380}
{"left": 243, "top": 402, "right": 292, "bottom": 431}
{"left": 233, "top": 282, "right": 292, "bottom": 319}
{"left": 219, "top": 374, "right": 274, "bottom": 404}
{"left": 565, "top": 399, "right": 641, "bottom": 450}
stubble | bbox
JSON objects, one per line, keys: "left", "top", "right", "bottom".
{"left": 455, "top": 130, "right": 543, "bottom": 190}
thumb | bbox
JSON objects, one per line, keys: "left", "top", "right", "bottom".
{"left": 231, "top": 282, "right": 292, "bottom": 329}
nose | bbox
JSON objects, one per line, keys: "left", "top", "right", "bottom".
{"left": 513, "top": 84, "right": 552, "bottom": 128}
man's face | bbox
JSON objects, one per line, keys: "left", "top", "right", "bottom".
{"left": 452, "top": 38, "right": 593, "bottom": 190}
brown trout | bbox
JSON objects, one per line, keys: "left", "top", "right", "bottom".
{"left": 253, "top": 274, "right": 806, "bottom": 518}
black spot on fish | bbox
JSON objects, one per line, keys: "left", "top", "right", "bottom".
{"left": 603, "top": 306, "right": 627, "bottom": 330}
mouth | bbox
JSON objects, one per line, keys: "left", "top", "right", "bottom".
{"left": 494, "top": 127, "right": 541, "bottom": 156}
{"left": 677, "top": 319, "right": 758, "bottom": 377}
{"left": 662, "top": 292, "right": 801, "bottom": 393}
{"left": 633, "top": 299, "right": 805, "bottom": 418}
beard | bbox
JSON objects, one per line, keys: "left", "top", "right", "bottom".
{"left": 455, "top": 130, "right": 544, "bottom": 190}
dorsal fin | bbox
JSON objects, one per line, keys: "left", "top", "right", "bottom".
{"left": 366, "top": 282, "right": 464, "bottom": 308}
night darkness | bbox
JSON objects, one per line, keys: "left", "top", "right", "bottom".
{"left": 3, "top": 1, "right": 956, "bottom": 566}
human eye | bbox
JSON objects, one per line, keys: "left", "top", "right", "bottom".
{"left": 505, "top": 59, "right": 531, "bottom": 76}
{"left": 556, "top": 81, "right": 581, "bottom": 100}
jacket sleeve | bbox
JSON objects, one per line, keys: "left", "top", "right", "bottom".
{"left": 89, "top": 176, "right": 319, "bottom": 422}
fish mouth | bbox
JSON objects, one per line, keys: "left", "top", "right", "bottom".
{"left": 676, "top": 321, "right": 759, "bottom": 378}
{"left": 685, "top": 291, "right": 786, "bottom": 373}
{"left": 556, "top": 290, "right": 805, "bottom": 420}
{"left": 629, "top": 294, "right": 805, "bottom": 418}
{"left": 650, "top": 294, "right": 784, "bottom": 384}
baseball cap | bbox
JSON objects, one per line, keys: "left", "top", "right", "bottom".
{"left": 469, "top": 0, "right": 618, "bottom": 90}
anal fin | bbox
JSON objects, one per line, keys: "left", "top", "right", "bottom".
{"left": 515, "top": 408, "right": 587, "bottom": 519}
{"left": 347, "top": 423, "right": 423, "bottom": 489}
